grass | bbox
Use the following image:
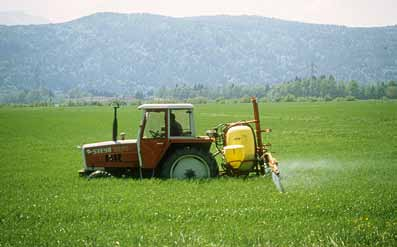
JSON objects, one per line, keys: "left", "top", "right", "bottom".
{"left": 0, "top": 101, "right": 396, "bottom": 246}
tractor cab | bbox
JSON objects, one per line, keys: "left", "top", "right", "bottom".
{"left": 137, "top": 104, "right": 195, "bottom": 139}
{"left": 136, "top": 104, "right": 213, "bottom": 172}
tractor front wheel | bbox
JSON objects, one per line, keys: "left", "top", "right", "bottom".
{"left": 160, "top": 147, "right": 218, "bottom": 179}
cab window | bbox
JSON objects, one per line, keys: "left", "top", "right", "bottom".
{"left": 143, "top": 111, "right": 166, "bottom": 139}
{"left": 170, "top": 109, "right": 193, "bottom": 137}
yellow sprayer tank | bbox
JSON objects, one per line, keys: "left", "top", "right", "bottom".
{"left": 223, "top": 125, "right": 256, "bottom": 171}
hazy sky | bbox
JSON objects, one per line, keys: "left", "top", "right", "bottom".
{"left": 1, "top": 0, "right": 396, "bottom": 27}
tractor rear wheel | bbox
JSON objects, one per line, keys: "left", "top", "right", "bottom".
{"left": 160, "top": 147, "right": 218, "bottom": 179}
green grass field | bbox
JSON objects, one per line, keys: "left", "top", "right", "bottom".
{"left": 0, "top": 101, "right": 396, "bottom": 246}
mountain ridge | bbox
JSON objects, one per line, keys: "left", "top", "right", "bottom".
{"left": 68, "top": 12, "right": 397, "bottom": 28}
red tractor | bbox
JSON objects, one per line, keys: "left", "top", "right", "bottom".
{"left": 79, "top": 97, "right": 283, "bottom": 191}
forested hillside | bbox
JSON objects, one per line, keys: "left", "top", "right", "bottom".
{"left": 0, "top": 12, "right": 396, "bottom": 103}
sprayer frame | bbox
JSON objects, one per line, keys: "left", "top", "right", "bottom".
{"left": 208, "top": 97, "right": 275, "bottom": 176}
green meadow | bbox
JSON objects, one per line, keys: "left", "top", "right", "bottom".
{"left": 0, "top": 101, "right": 396, "bottom": 246}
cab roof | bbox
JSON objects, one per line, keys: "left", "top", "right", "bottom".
{"left": 138, "top": 103, "right": 194, "bottom": 110}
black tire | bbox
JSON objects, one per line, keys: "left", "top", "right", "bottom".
{"left": 160, "top": 147, "right": 218, "bottom": 179}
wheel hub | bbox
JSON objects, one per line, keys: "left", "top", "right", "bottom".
{"left": 171, "top": 155, "right": 210, "bottom": 179}
{"left": 184, "top": 169, "right": 196, "bottom": 178}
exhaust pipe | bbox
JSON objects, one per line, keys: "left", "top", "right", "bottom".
{"left": 112, "top": 102, "right": 120, "bottom": 142}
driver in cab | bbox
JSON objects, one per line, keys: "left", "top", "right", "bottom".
{"left": 170, "top": 113, "right": 183, "bottom": 136}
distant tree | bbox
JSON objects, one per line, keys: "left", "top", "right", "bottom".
{"left": 385, "top": 81, "right": 397, "bottom": 99}
{"left": 347, "top": 80, "right": 360, "bottom": 97}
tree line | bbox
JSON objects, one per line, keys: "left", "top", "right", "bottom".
{"left": 155, "top": 75, "right": 397, "bottom": 102}
{"left": 1, "top": 75, "right": 396, "bottom": 105}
